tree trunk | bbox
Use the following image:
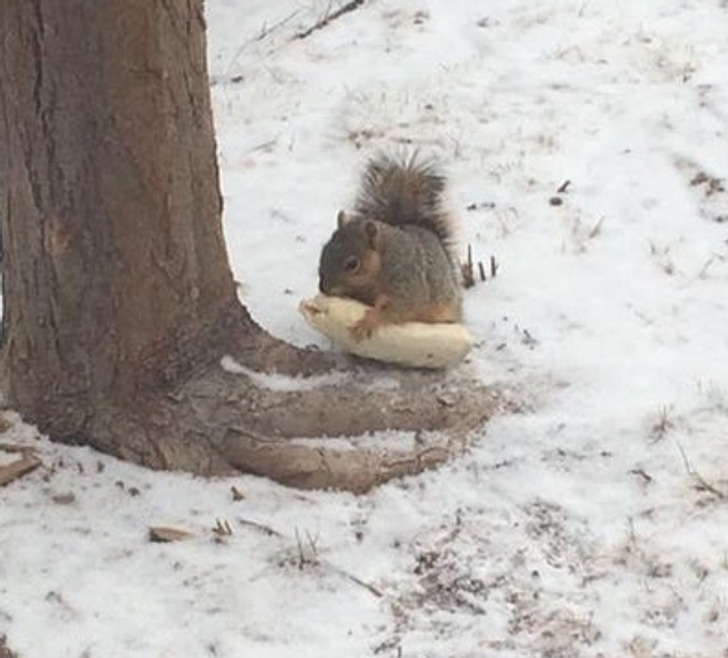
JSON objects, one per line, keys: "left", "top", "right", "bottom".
{"left": 0, "top": 0, "right": 240, "bottom": 430}
{"left": 0, "top": 0, "right": 507, "bottom": 492}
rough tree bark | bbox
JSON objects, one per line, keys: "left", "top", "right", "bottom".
{"left": 0, "top": 0, "right": 507, "bottom": 492}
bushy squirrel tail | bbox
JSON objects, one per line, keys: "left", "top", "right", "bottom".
{"left": 353, "top": 152, "right": 456, "bottom": 251}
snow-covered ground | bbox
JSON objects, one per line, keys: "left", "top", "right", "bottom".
{"left": 3, "top": 1, "right": 728, "bottom": 655}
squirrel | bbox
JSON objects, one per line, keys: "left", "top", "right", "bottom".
{"left": 318, "top": 153, "right": 462, "bottom": 341}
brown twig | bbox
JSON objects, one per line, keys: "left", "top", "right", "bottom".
{"left": 478, "top": 261, "right": 486, "bottom": 282}
{"left": 557, "top": 179, "right": 571, "bottom": 194}
{"left": 464, "top": 249, "right": 498, "bottom": 287}
{"left": 293, "top": 0, "right": 365, "bottom": 40}
{"left": 213, "top": 518, "right": 234, "bottom": 536}
{"left": 588, "top": 216, "right": 605, "bottom": 239}
{"left": 461, "top": 244, "right": 475, "bottom": 288}
{"left": 238, "top": 517, "right": 283, "bottom": 537}
{"left": 629, "top": 468, "right": 653, "bottom": 485}
{"left": 326, "top": 562, "right": 383, "bottom": 598}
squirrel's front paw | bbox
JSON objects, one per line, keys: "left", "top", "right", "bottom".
{"left": 350, "top": 309, "right": 380, "bottom": 342}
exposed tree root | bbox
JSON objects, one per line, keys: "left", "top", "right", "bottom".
{"left": 0, "top": 0, "right": 507, "bottom": 495}
{"left": 82, "top": 314, "right": 515, "bottom": 493}
{"left": 224, "top": 304, "right": 337, "bottom": 376}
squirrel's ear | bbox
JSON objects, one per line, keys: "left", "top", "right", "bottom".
{"left": 363, "top": 220, "right": 379, "bottom": 248}
{"left": 337, "top": 210, "right": 350, "bottom": 229}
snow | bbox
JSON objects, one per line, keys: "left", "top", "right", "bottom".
{"left": 219, "top": 354, "right": 349, "bottom": 391}
{"left": 2, "top": 0, "right": 728, "bottom": 656}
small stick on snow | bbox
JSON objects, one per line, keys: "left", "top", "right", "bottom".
{"left": 213, "top": 519, "right": 234, "bottom": 536}
{"left": 589, "top": 217, "right": 605, "bottom": 239}
{"left": 326, "top": 562, "right": 383, "bottom": 598}
{"left": 148, "top": 526, "right": 195, "bottom": 543}
{"left": 238, "top": 517, "right": 283, "bottom": 537}
{"left": 293, "top": 0, "right": 366, "bottom": 40}
{"left": 461, "top": 244, "right": 475, "bottom": 288}
{"left": 478, "top": 261, "right": 487, "bottom": 282}
{"left": 0, "top": 444, "right": 41, "bottom": 487}
{"left": 629, "top": 468, "right": 653, "bottom": 485}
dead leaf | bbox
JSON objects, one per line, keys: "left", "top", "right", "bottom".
{"left": 0, "top": 444, "right": 41, "bottom": 486}
{"left": 148, "top": 526, "right": 194, "bottom": 543}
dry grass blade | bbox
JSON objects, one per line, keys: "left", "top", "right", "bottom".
{"left": 676, "top": 442, "right": 727, "bottom": 500}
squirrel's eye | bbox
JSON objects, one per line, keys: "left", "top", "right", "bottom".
{"left": 344, "top": 256, "right": 360, "bottom": 272}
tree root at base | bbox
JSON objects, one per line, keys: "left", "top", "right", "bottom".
{"left": 60, "top": 311, "right": 517, "bottom": 493}
{"left": 90, "top": 364, "right": 512, "bottom": 493}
